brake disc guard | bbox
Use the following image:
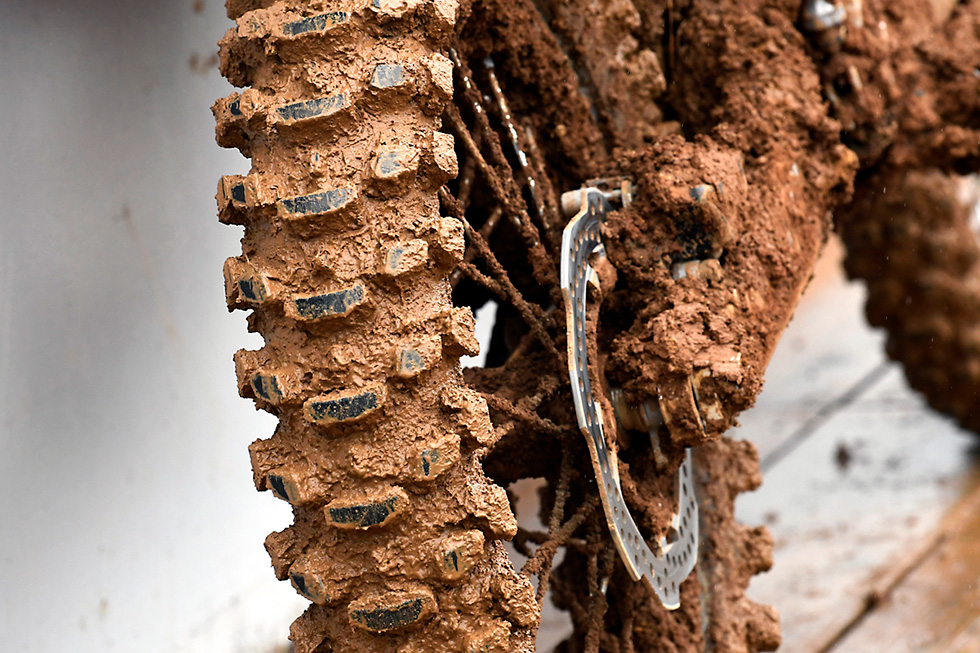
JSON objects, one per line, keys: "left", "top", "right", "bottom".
{"left": 560, "top": 185, "right": 699, "bottom": 610}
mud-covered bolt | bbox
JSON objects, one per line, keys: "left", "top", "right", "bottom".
{"left": 671, "top": 259, "right": 724, "bottom": 282}
{"left": 801, "top": 0, "right": 847, "bottom": 51}
{"left": 690, "top": 369, "right": 725, "bottom": 430}
{"left": 685, "top": 185, "right": 734, "bottom": 258}
{"left": 657, "top": 375, "right": 706, "bottom": 445}
{"left": 801, "top": 0, "right": 846, "bottom": 30}
{"left": 609, "top": 387, "right": 663, "bottom": 432}
{"left": 560, "top": 189, "right": 588, "bottom": 218}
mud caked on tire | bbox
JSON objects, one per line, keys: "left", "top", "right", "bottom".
{"left": 214, "top": 1, "right": 538, "bottom": 650}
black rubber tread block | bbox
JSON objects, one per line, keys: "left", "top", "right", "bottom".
{"left": 372, "top": 148, "right": 419, "bottom": 179}
{"left": 379, "top": 239, "right": 428, "bottom": 276}
{"left": 233, "top": 348, "right": 264, "bottom": 400}
{"left": 370, "top": 63, "right": 411, "bottom": 90}
{"left": 212, "top": 93, "right": 250, "bottom": 150}
{"left": 265, "top": 527, "right": 305, "bottom": 581}
{"left": 214, "top": 88, "right": 272, "bottom": 148}
{"left": 347, "top": 587, "right": 436, "bottom": 633}
{"left": 276, "top": 187, "right": 358, "bottom": 226}
{"left": 364, "top": 57, "right": 453, "bottom": 117}
{"left": 234, "top": 7, "right": 354, "bottom": 43}
{"left": 393, "top": 335, "right": 442, "bottom": 379}
{"left": 216, "top": 174, "right": 248, "bottom": 224}
{"left": 223, "top": 257, "right": 272, "bottom": 308}
{"left": 234, "top": 351, "right": 298, "bottom": 407}
{"left": 410, "top": 432, "right": 460, "bottom": 482}
{"left": 439, "top": 306, "right": 480, "bottom": 356}
{"left": 266, "top": 466, "right": 316, "bottom": 505}
{"left": 303, "top": 384, "right": 386, "bottom": 426}
{"left": 228, "top": 8, "right": 276, "bottom": 44}
{"left": 280, "top": 11, "right": 351, "bottom": 38}
{"left": 220, "top": 7, "right": 359, "bottom": 88}
{"left": 436, "top": 529, "right": 485, "bottom": 581}
{"left": 488, "top": 544, "right": 538, "bottom": 627}
{"left": 249, "top": 437, "right": 288, "bottom": 492}
{"left": 248, "top": 368, "right": 295, "bottom": 405}
{"left": 421, "top": 131, "right": 458, "bottom": 187}
{"left": 289, "top": 562, "right": 330, "bottom": 605}
{"left": 428, "top": 215, "right": 465, "bottom": 267}
{"left": 415, "top": 54, "right": 454, "bottom": 115}
{"left": 287, "top": 555, "right": 345, "bottom": 606}
{"left": 369, "top": 0, "right": 459, "bottom": 36}
{"left": 439, "top": 385, "right": 497, "bottom": 447}
{"left": 286, "top": 283, "right": 368, "bottom": 322}
{"left": 217, "top": 173, "right": 276, "bottom": 224}
{"left": 369, "top": 147, "right": 420, "bottom": 196}
{"left": 273, "top": 93, "right": 352, "bottom": 127}
{"left": 289, "top": 606, "right": 331, "bottom": 653}
{"left": 323, "top": 486, "right": 409, "bottom": 530}
{"left": 369, "top": 0, "right": 424, "bottom": 19}
{"left": 227, "top": 0, "right": 458, "bottom": 37}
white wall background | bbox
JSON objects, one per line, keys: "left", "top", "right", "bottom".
{"left": 0, "top": 2, "right": 309, "bottom": 651}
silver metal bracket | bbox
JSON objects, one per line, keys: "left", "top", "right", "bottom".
{"left": 560, "top": 186, "right": 698, "bottom": 610}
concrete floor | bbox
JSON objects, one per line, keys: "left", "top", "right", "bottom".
{"left": 733, "top": 239, "right": 980, "bottom": 652}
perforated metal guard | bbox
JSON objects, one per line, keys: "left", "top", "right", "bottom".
{"left": 560, "top": 188, "right": 698, "bottom": 609}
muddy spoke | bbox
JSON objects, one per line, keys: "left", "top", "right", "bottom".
{"left": 455, "top": 259, "right": 561, "bottom": 364}
{"left": 443, "top": 104, "right": 526, "bottom": 230}
{"left": 514, "top": 527, "right": 548, "bottom": 557}
{"left": 584, "top": 524, "right": 605, "bottom": 653}
{"left": 440, "top": 188, "right": 563, "bottom": 364}
{"left": 446, "top": 52, "right": 558, "bottom": 288}
{"left": 455, "top": 124, "right": 482, "bottom": 211}
{"left": 482, "top": 392, "right": 569, "bottom": 437}
{"left": 530, "top": 441, "right": 577, "bottom": 606}
{"left": 523, "top": 503, "right": 596, "bottom": 582}
{"left": 519, "top": 119, "right": 563, "bottom": 248}
{"left": 482, "top": 57, "right": 552, "bottom": 233}
{"left": 450, "top": 205, "right": 503, "bottom": 287}
{"left": 522, "top": 374, "right": 561, "bottom": 411}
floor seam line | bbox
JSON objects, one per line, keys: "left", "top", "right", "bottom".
{"left": 760, "top": 361, "right": 892, "bottom": 473}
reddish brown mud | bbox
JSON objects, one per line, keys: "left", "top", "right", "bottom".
{"left": 453, "top": 0, "right": 849, "bottom": 650}
{"left": 216, "top": 0, "right": 980, "bottom": 650}
{"left": 599, "top": 1, "right": 856, "bottom": 447}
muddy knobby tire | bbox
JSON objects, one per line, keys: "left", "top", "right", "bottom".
{"left": 842, "top": 169, "right": 980, "bottom": 432}
{"left": 213, "top": 1, "right": 538, "bottom": 650}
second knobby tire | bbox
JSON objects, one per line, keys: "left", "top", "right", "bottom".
{"left": 842, "top": 168, "right": 980, "bottom": 432}
{"left": 214, "top": 1, "right": 538, "bottom": 651}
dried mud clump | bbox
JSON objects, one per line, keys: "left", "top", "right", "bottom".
{"left": 603, "top": 0, "right": 855, "bottom": 446}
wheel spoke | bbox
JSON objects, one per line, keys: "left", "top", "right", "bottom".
{"left": 440, "top": 188, "right": 563, "bottom": 364}
{"left": 483, "top": 57, "right": 551, "bottom": 231}
{"left": 446, "top": 51, "right": 559, "bottom": 288}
